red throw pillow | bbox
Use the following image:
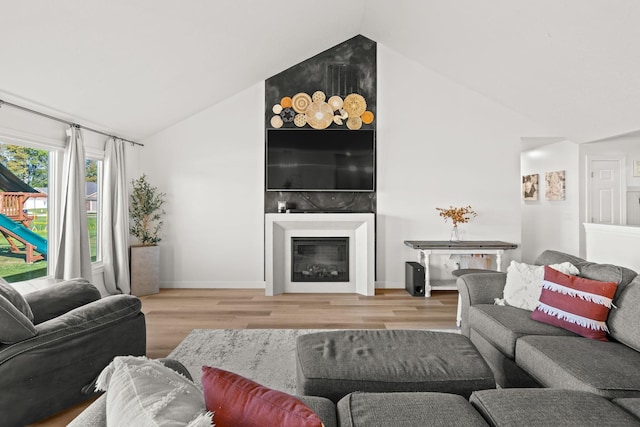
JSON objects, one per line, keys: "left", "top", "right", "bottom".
{"left": 201, "top": 366, "right": 324, "bottom": 427}
{"left": 531, "top": 266, "right": 618, "bottom": 341}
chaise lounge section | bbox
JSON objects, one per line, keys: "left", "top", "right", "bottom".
{"left": 457, "top": 249, "right": 640, "bottom": 397}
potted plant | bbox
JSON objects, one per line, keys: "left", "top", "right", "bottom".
{"left": 129, "top": 174, "right": 166, "bottom": 296}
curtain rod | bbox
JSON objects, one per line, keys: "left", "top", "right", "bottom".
{"left": 0, "top": 98, "right": 144, "bottom": 147}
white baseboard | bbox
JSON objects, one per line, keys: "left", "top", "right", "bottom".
{"left": 374, "top": 281, "right": 405, "bottom": 289}
{"left": 160, "top": 281, "right": 266, "bottom": 289}
{"left": 160, "top": 281, "right": 405, "bottom": 290}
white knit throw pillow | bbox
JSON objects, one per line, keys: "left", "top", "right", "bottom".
{"left": 96, "top": 356, "right": 212, "bottom": 427}
{"left": 498, "top": 261, "right": 579, "bottom": 311}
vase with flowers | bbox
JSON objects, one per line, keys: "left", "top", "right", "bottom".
{"left": 436, "top": 205, "right": 477, "bottom": 242}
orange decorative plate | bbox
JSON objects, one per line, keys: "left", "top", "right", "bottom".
{"left": 305, "top": 101, "right": 334, "bottom": 129}
{"left": 292, "top": 92, "right": 312, "bottom": 113}
{"left": 280, "top": 97, "right": 292, "bottom": 108}
{"left": 361, "top": 111, "right": 374, "bottom": 124}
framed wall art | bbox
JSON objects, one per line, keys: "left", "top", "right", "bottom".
{"left": 545, "top": 170, "right": 566, "bottom": 201}
{"left": 523, "top": 174, "right": 538, "bottom": 200}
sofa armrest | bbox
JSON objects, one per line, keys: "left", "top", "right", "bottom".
{"left": 68, "top": 394, "right": 106, "bottom": 427}
{"left": 24, "top": 279, "right": 101, "bottom": 325}
{"left": 0, "top": 295, "right": 141, "bottom": 365}
{"left": 457, "top": 272, "right": 506, "bottom": 337}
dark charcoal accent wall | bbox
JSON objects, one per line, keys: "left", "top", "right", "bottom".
{"left": 264, "top": 35, "right": 377, "bottom": 213}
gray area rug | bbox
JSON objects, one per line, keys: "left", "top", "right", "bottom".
{"left": 168, "top": 328, "right": 459, "bottom": 393}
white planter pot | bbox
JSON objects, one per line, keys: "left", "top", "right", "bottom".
{"left": 130, "top": 245, "right": 160, "bottom": 296}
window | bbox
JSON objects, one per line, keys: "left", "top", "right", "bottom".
{"left": 85, "top": 158, "right": 101, "bottom": 262}
{"left": 0, "top": 142, "right": 50, "bottom": 282}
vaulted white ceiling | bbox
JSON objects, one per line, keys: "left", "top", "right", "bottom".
{"left": 1, "top": 1, "right": 639, "bottom": 143}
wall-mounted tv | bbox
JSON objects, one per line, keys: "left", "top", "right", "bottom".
{"left": 266, "top": 129, "right": 375, "bottom": 192}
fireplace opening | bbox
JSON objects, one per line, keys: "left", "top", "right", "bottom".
{"left": 291, "top": 237, "right": 349, "bottom": 282}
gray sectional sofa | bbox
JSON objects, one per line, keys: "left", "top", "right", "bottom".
{"left": 457, "top": 249, "right": 640, "bottom": 396}
{"left": 73, "top": 371, "right": 640, "bottom": 426}
{"left": 71, "top": 249, "right": 640, "bottom": 425}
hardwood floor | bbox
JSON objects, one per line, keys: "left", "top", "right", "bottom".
{"left": 30, "top": 288, "right": 458, "bottom": 426}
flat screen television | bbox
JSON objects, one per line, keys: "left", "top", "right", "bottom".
{"left": 266, "top": 129, "right": 375, "bottom": 192}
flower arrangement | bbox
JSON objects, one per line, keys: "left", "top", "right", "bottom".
{"left": 436, "top": 205, "right": 477, "bottom": 226}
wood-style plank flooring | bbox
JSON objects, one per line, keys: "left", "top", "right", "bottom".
{"left": 30, "top": 288, "right": 458, "bottom": 426}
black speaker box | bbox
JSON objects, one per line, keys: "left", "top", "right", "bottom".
{"left": 405, "top": 261, "right": 425, "bottom": 296}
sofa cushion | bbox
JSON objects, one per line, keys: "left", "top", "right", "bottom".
{"left": 531, "top": 266, "right": 617, "bottom": 341}
{"left": 500, "top": 261, "right": 579, "bottom": 311}
{"left": 24, "top": 278, "right": 101, "bottom": 325}
{"left": 202, "top": 366, "right": 323, "bottom": 427}
{"left": 516, "top": 335, "right": 640, "bottom": 399}
{"left": 534, "top": 249, "right": 586, "bottom": 267}
{"left": 96, "top": 356, "right": 212, "bottom": 427}
{"left": 533, "top": 250, "right": 637, "bottom": 300}
{"left": 337, "top": 392, "right": 489, "bottom": 427}
{"left": 297, "top": 396, "right": 338, "bottom": 427}
{"left": 0, "top": 278, "right": 34, "bottom": 321}
{"left": 471, "top": 388, "right": 640, "bottom": 426}
{"left": 0, "top": 294, "right": 37, "bottom": 344}
{"left": 614, "top": 398, "right": 640, "bottom": 422}
{"left": 608, "top": 277, "right": 640, "bottom": 352}
{"left": 469, "top": 304, "right": 576, "bottom": 358}
{"left": 296, "top": 330, "right": 495, "bottom": 402}
{"left": 578, "top": 262, "right": 637, "bottom": 299}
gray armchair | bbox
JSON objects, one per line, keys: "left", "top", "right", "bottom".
{"left": 0, "top": 279, "right": 146, "bottom": 427}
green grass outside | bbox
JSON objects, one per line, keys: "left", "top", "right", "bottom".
{"left": 0, "top": 209, "right": 98, "bottom": 283}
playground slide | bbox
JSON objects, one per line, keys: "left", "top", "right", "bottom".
{"left": 0, "top": 213, "right": 47, "bottom": 256}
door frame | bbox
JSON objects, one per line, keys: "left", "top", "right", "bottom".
{"left": 585, "top": 154, "right": 626, "bottom": 225}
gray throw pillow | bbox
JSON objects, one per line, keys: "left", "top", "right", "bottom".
{"left": 0, "top": 278, "right": 34, "bottom": 322}
{"left": 0, "top": 295, "right": 37, "bottom": 344}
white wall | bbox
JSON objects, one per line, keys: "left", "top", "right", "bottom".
{"left": 520, "top": 141, "right": 580, "bottom": 263}
{"left": 578, "top": 133, "right": 640, "bottom": 256}
{"left": 375, "top": 44, "right": 554, "bottom": 286}
{"left": 139, "top": 83, "right": 265, "bottom": 288}
{"left": 138, "top": 44, "right": 557, "bottom": 290}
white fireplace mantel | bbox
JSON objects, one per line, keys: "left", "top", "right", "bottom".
{"left": 265, "top": 213, "right": 375, "bottom": 296}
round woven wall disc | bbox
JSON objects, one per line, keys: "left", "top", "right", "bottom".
{"left": 292, "top": 92, "right": 312, "bottom": 113}
{"left": 305, "top": 101, "right": 334, "bottom": 129}
{"left": 294, "top": 113, "right": 307, "bottom": 127}
{"left": 312, "top": 91, "right": 326, "bottom": 102}
{"left": 343, "top": 94, "right": 367, "bottom": 117}
{"left": 346, "top": 116, "right": 362, "bottom": 130}
{"left": 280, "top": 97, "right": 292, "bottom": 108}
{"left": 361, "top": 110, "right": 375, "bottom": 124}
{"left": 280, "top": 107, "right": 295, "bottom": 123}
{"left": 328, "top": 96, "right": 343, "bottom": 111}
{"left": 270, "top": 115, "right": 283, "bottom": 128}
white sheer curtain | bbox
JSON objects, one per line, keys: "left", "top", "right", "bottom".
{"left": 101, "top": 138, "right": 131, "bottom": 294}
{"left": 54, "top": 126, "right": 92, "bottom": 281}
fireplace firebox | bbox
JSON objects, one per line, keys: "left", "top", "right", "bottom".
{"left": 291, "top": 237, "right": 349, "bottom": 282}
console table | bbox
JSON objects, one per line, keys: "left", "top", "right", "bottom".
{"left": 404, "top": 240, "right": 518, "bottom": 326}
{"left": 404, "top": 240, "right": 518, "bottom": 295}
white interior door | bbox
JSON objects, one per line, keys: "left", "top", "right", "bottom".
{"left": 589, "top": 159, "right": 622, "bottom": 224}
